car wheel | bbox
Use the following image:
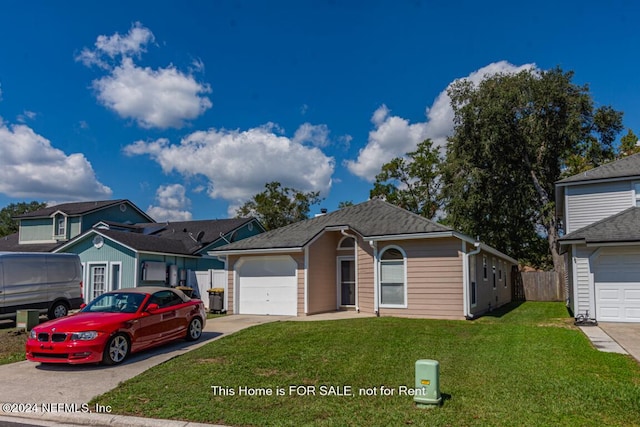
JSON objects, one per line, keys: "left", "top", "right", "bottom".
{"left": 186, "top": 317, "right": 203, "bottom": 341}
{"left": 103, "top": 333, "right": 130, "bottom": 365}
{"left": 48, "top": 301, "right": 69, "bottom": 320}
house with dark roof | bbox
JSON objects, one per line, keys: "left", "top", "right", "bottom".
{"left": 208, "top": 199, "right": 517, "bottom": 319}
{"left": 557, "top": 152, "right": 640, "bottom": 322}
{"left": 0, "top": 200, "right": 264, "bottom": 307}
{"left": 0, "top": 200, "right": 154, "bottom": 252}
{"left": 54, "top": 217, "right": 263, "bottom": 306}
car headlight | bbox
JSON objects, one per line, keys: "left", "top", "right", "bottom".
{"left": 71, "top": 331, "right": 98, "bottom": 341}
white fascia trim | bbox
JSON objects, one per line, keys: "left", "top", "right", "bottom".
{"left": 19, "top": 239, "right": 57, "bottom": 244}
{"left": 556, "top": 175, "right": 640, "bottom": 188}
{"left": 304, "top": 247, "right": 309, "bottom": 314}
{"left": 585, "top": 241, "right": 640, "bottom": 247}
{"left": 559, "top": 239, "right": 584, "bottom": 246}
{"left": 208, "top": 247, "right": 304, "bottom": 256}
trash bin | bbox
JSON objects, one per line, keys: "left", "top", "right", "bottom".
{"left": 207, "top": 288, "right": 224, "bottom": 313}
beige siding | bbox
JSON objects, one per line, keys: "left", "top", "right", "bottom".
{"left": 378, "top": 238, "right": 464, "bottom": 320}
{"left": 307, "top": 232, "right": 341, "bottom": 314}
{"left": 357, "top": 239, "right": 375, "bottom": 313}
{"left": 468, "top": 250, "right": 514, "bottom": 317}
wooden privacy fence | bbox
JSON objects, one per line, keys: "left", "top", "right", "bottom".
{"left": 512, "top": 270, "right": 564, "bottom": 302}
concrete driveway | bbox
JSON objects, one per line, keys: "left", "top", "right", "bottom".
{"left": 598, "top": 322, "right": 640, "bottom": 363}
{"left": 0, "top": 314, "right": 291, "bottom": 406}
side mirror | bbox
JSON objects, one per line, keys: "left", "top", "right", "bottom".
{"left": 80, "top": 303, "right": 87, "bottom": 309}
{"left": 146, "top": 303, "right": 160, "bottom": 313}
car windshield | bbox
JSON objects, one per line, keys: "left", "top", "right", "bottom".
{"left": 83, "top": 292, "right": 147, "bottom": 313}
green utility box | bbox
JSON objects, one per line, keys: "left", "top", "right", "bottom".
{"left": 414, "top": 359, "right": 442, "bottom": 407}
{"left": 16, "top": 310, "right": 40, "bottom": 331}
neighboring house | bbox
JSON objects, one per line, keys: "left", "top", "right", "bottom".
{"left": 208, "top": 199, "right": 517, "bottom": 320}
{"left": 54, "top": 218, "right": 263, "bottom": 307}
{"left": 0, "top": 200, "right": 265, "bottom": 308}
{"left": 0, "top": 200, "right": 154, "bottom": 252}
{"left": 557, "top": 152, "right": 640, "bottom": 322}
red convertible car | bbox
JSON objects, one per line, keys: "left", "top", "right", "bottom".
{"left": 26, "top": 286, "right": 206, "bottom": 365}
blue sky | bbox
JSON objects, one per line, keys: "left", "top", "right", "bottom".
{"left": 1, "top": 1, "right": 639, "bottom": 221}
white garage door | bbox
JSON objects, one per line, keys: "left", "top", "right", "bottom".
{"left": 237, "top": 256, "right": 297, "bottom": 316}
{"left": 594, "top": 250, "right": 640, "bottom": 322}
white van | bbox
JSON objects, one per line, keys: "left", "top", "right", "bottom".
{"left": 0, "top": 252, "right": 83, "bottom": 320}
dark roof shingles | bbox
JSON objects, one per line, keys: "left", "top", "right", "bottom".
{"left": 557, "top": 152, "right": 640, "bottom": 184}
{"left": 559, "top": 207, "right": 640, "bottom": 243}
{"left": 210, "top": 199, "right": 452, "bottom": 251}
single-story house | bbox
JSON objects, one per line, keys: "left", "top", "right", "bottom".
{"left": 208, "top": 199, "right": 517, "bottom": 319}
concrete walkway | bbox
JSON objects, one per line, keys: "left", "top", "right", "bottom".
{"left": 579, "top": 322, "right": 640, "bottom": 363}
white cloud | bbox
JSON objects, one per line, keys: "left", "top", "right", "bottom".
{"left": 92, "top": 58, "right": 212, "bottom": 129}
{"left": 17, "top": 110, "right": 36, "bottom": 123}
{"left": 124, "top": 123, "right": 334, "bottom": 214}
{"left": 0, "top": 119, "right": 112, "bottom": 200}
{"left": 77, "top": 23, "right": 211, "bottom": 129}
{"left": 146, "top": 184, "right": 193, "bottom": 222}
{"left": 345, "top": 61, "right": 537, "bottom": 181}
{"left": 293, "top": 123, "right": 330, "bottom": 147}
{"left": 76, "top": 21, "right": 154, "bottom": 69}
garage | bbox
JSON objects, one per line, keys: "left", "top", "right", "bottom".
{"left": 594, "top": 250, "right": 640, "bottom": 322}
{"left": 236, "top": 256, "right": 298, "bottom": 316}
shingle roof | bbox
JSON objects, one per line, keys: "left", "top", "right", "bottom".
{"left": 209, "top": 199, "right": 453, "bottom": 252}
{"left": 559, "top": 207, "right": 640, "bottom": 244}
{"left": 0, "top": 233, "right": 61, "bottom": 252}
{"left": 16, "top": 200, "right": 136, "bottom": 218}
{"left": 69, "top": 218, "right": 257, "bottom": 256}
{"left": 557, "top": 152, "right": 640, "bottom": 184}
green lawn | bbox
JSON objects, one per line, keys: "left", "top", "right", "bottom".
{"left": 0, "top": 327, "right": 27, "bottom": 365}
{"left": 94, "top": 302, "right": 640, "bottom": 426}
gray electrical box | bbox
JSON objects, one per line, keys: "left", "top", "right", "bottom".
{"left": 414, "top": 359, "right": 442, "bottom": 407}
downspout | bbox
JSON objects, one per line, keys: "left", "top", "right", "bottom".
{"left": 463, "top": 240, "right": 482, "bottom": 319}
{"left": 370, "top": 240, "right": 379, "bottom": 316}
{"left": 341, "top": 229, "right": 359, "bottom": 312}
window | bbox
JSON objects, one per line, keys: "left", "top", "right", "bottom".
{"left": 498, "top": 261, "right": 503, "bottom": 282}
{"left": 492, "top": 258, "right": 497, "bottom": 290}
{"left": 55, "top": 215, "right": 66, "bottom": 237}
{"left": 338, "top": 237, "right": 355, "bottom": 250}
{"left": 111, "top": 263, "right": 121, "bottom": 291}
{"left": 483, "top": 256, "right": 488, "bottom": 281}
{"left": 635, "top": 182, "right": 640, "bottom": 207}
{"left": 148, "top": 290, "right": 184, "bottom": 308}
{"left": 91, "top": 265, "right": 106, "bottom": 300}
{"left": 379, "top": 246, "right": 406, "bottom": 307}
{"left": 470, "top": 255, "right": 477, "bottom": 307}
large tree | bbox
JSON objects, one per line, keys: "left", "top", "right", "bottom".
{"left": 236, "top": 181, "right": 323, "bottom": 230}
{"left": 370, "top": 139, "right": 442, "bottom": 220}
{"left": 0, "top": 201, "right": 47, "bottom": 237}
{"left": 442, "top": 67, "right": 623, "bottom": 271}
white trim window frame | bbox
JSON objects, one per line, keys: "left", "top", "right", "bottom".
{"left": 378, "top": 245, "right": 408, "bottom": 309}
{"left": 470, "top": 254, "right": 477, "bottom": 308}
{"left": 54, "top": 214, "right": 67, "bottom": 239}
{"left": 483, "top": 255, "right": 488, "bottom": 281}
{"left": 111, "top": 262, "right": 122, "bottom": 291}
{"left": 634, "top": 181, "right": 640, "bottom": 207}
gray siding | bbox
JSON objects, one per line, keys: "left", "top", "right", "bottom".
{"left": 19, "top": 219, "right": 54, "bottom": 242}
{"left": 565, "top": 181, "right": 632, "bottom": 233}
{"left": 573, "top": 245, "right": 595, "bottom": 317}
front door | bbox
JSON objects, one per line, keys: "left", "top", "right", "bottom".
{"left": 89, "top": 264, "right": 107, "bottom": 303}
{"left": 339, "top": 257, "right": 355, "bottom": 306}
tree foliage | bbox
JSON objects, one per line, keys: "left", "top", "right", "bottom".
{"left": 441, "top": 67, "right": 623, "bottom": 270}
{"left": 236, "top": 182, "right": 323, "bottom": 230}
{"left": 0, "top": 201, "right": 47, "bottom": 237}
{"left": 618, "top": 128, "right": 640, "bottom": 158}
{"left": 370, "top": 139, "right": 442, "bottom": 220}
